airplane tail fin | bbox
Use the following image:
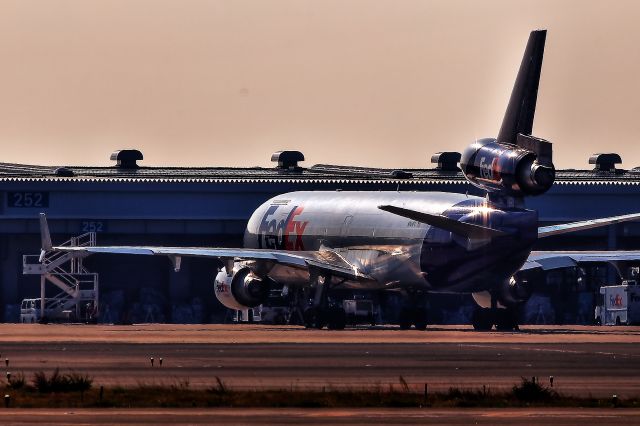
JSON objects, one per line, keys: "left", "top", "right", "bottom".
{"left": 497, "top": 30, "right": 546, "bottom": 146}
{"left": 459, "top": 30, "right": 553, "bottom": 198}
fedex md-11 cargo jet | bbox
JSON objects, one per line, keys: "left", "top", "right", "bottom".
{"left": 38, "top": 30, "right": 640, "bottom": 330}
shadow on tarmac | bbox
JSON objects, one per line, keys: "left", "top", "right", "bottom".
{"left": 257, "top": 324, "right": 640, "bottom": 336}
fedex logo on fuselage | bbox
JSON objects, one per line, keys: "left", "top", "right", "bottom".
{"left": 257, "top": 205, "right": 309, "bottom": 250}
{"left": 479, "top": 156, "right": 500, "bottom": 181}
{"left": 215, "top": 281, "right": 229, "bottom": 293}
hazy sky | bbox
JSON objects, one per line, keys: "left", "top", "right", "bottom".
{"left": 0, "top": 0, "right": 639, "bottom": 169}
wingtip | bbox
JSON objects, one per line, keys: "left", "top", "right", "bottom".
{"left": 39, "top": 213, "right": 52, "bottom": 252}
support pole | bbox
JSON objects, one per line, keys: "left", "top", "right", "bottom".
{"left": 312, "top": 276, "right": 326, "bottom": 308}
{"left": 40, "top": 275, "right": 46, "bottom": 322}
{"left": 608, "top": 225, "right": 618, "bottom": 284}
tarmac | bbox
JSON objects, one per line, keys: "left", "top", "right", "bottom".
{"left": 0, "top": 324, "right": 638, "bottom": 396}
{"left": 0, "top": 408, "right": 638, "bottom": 425}
{"left": 0, "top": 324, "right": 638, "bottom": 424}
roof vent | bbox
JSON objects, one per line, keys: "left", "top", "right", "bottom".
{"left": 589, "top": 153, "right": 621, "bottom": 172}
{"left": 271, "top": 151, "right": 304, "bottom": 171}
{"left": 390, "top": 170, "right": 413, "bottom": 179}
{"left": 110, "top": 150, "right": 143, "bottom": 169}
{"left": 54, "top": 167, "right": 75, "bottom": 177}
{"left": 431, "top": 152, "right": 461, "bottom": 171}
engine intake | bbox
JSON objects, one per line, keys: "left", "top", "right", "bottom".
{"left": 460, "top": 136, "right": 554, "bottom": 197}
{"left": 498, "top": 276, "right": 534, "bottom": 306}
{"left": 214, "top": 265, "right": 271, "bottom": 310}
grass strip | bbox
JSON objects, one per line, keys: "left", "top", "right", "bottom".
{"left": 0, "top": 372, "right": 638, "bottom": 409}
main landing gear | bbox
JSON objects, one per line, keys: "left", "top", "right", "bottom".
{"left": 471, "top": 307, "right": 519, "bottom": 331}
{"left": 304, "top": 306, "right": 347, "bottom": 330}
{"left": 471, "top": 291, "right": 520, "bottom": 331}
{"left": 302, "top": 274, "right": 347, "bottom": 330}
{"left": 398, "top": 290, "right": 428, "bottom": 331}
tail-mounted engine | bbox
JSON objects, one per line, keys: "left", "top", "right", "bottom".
{"left": 460, "top": 134, "right": 554, "bottom": 197}
{"left": 460, "top": 30, "right": 553, "bottom": 199}
{"left": 214, "top": 263, "right": 272, "bottom": 310}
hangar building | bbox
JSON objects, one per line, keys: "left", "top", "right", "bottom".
{"left": 3, "top": 150, "right": 640, "bottom": 324}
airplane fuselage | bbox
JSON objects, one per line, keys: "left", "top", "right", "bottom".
{"left": 244, "top": 191, "right": 538, "bottom": 293}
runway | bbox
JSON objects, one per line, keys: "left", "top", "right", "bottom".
{"left": 0, "top": 324, "right": 638, "bottom": 397}
{"left": 0, "top": 408, "right": 639, "bottom": 425}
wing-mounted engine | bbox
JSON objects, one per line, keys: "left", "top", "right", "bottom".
{"left": 460, "top": 134, "right": 554, "bottom": 197}
{"left": 214, "top": 263, "right": 272, "bottom": 310}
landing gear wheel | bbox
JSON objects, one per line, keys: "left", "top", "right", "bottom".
{"left": 413, "top": 308, "right": 428, "bottom": 331}
{"left": 472, "top": 308, "right": 494, "bottom": 331}
{"left": 304, "top": 308, "right": 326, "bottom": 329}
{"left": 398, "top": 305, "right": 428, "bottom": 330}
{"left": 398, "top": 308, "right": 413, "bottom": 330}
{"left": 414, "top": 322, "right": 427, "bottom": 331}
{"left": 368, "top": 312, "right": 376, "bottom": 327}
{"left": 495, "top": 309, "right": 519, "bottom": 331}
{"left": 327, "top": 307, "right": 347, "bottom": 330}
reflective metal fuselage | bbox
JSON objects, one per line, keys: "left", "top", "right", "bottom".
{"left": 244, "top": 191, "right": 537, "bottom": 293}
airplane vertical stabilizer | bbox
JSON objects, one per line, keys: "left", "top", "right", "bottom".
{"left": 460, "top": 30, "right": 553, "bottom": 198}
{"left": 497, "top": 30, "right": 546, "bottom": 145}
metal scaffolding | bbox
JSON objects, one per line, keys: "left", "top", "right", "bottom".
{"left": 22, "top": 232, "right": 98, "bottom": 323}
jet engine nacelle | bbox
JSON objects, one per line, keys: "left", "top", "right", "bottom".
{"left": 214, "top": 264, "right": 271, "bottom": 310}
{"left": 499, "top": 276, "right": 533, "bottom": 306}
{"left": 460, "top": 137, "right": 554, "bottom": 197}
{"left": 472, "top": 276, "right": 533, "bottom": 310}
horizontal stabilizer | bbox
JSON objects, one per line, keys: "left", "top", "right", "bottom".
{"left": 378, "top": 205, "right": 507, "bottom": 239}
{"left": 538, "top": 212, "right": 640, "bottom": 238}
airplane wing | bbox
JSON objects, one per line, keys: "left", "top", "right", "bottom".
{"left": 521, "top": 250, "right": 640, "bottom": 271}
{"left": 538, "top": 212, "right": 640, "bottom": 238}
{"left": 55, "top": 245, "right": 373, "bottom": 282}
{"left": 39, "top": 214, "right": 372, "bottom": 281}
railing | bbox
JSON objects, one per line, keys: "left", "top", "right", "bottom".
{"left": 21, "top": 231, "right": 99, "bottom": 322}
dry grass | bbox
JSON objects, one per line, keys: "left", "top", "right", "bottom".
{"left": 31, "top": 368, "right": 93, "bottom": 393}
{"left": 0, "top": 374, "right": 637, "bottom": 409}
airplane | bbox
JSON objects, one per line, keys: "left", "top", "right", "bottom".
{"left": 37, "top": 30, "right": 640, "bottom": 331}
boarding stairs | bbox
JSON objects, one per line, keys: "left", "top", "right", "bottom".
{"left": 23, "top": 232, "right": 99, "bottom": 322}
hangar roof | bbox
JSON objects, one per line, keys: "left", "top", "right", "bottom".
{"left": 0, "top": 162, "right": 639, "bottom": 185}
